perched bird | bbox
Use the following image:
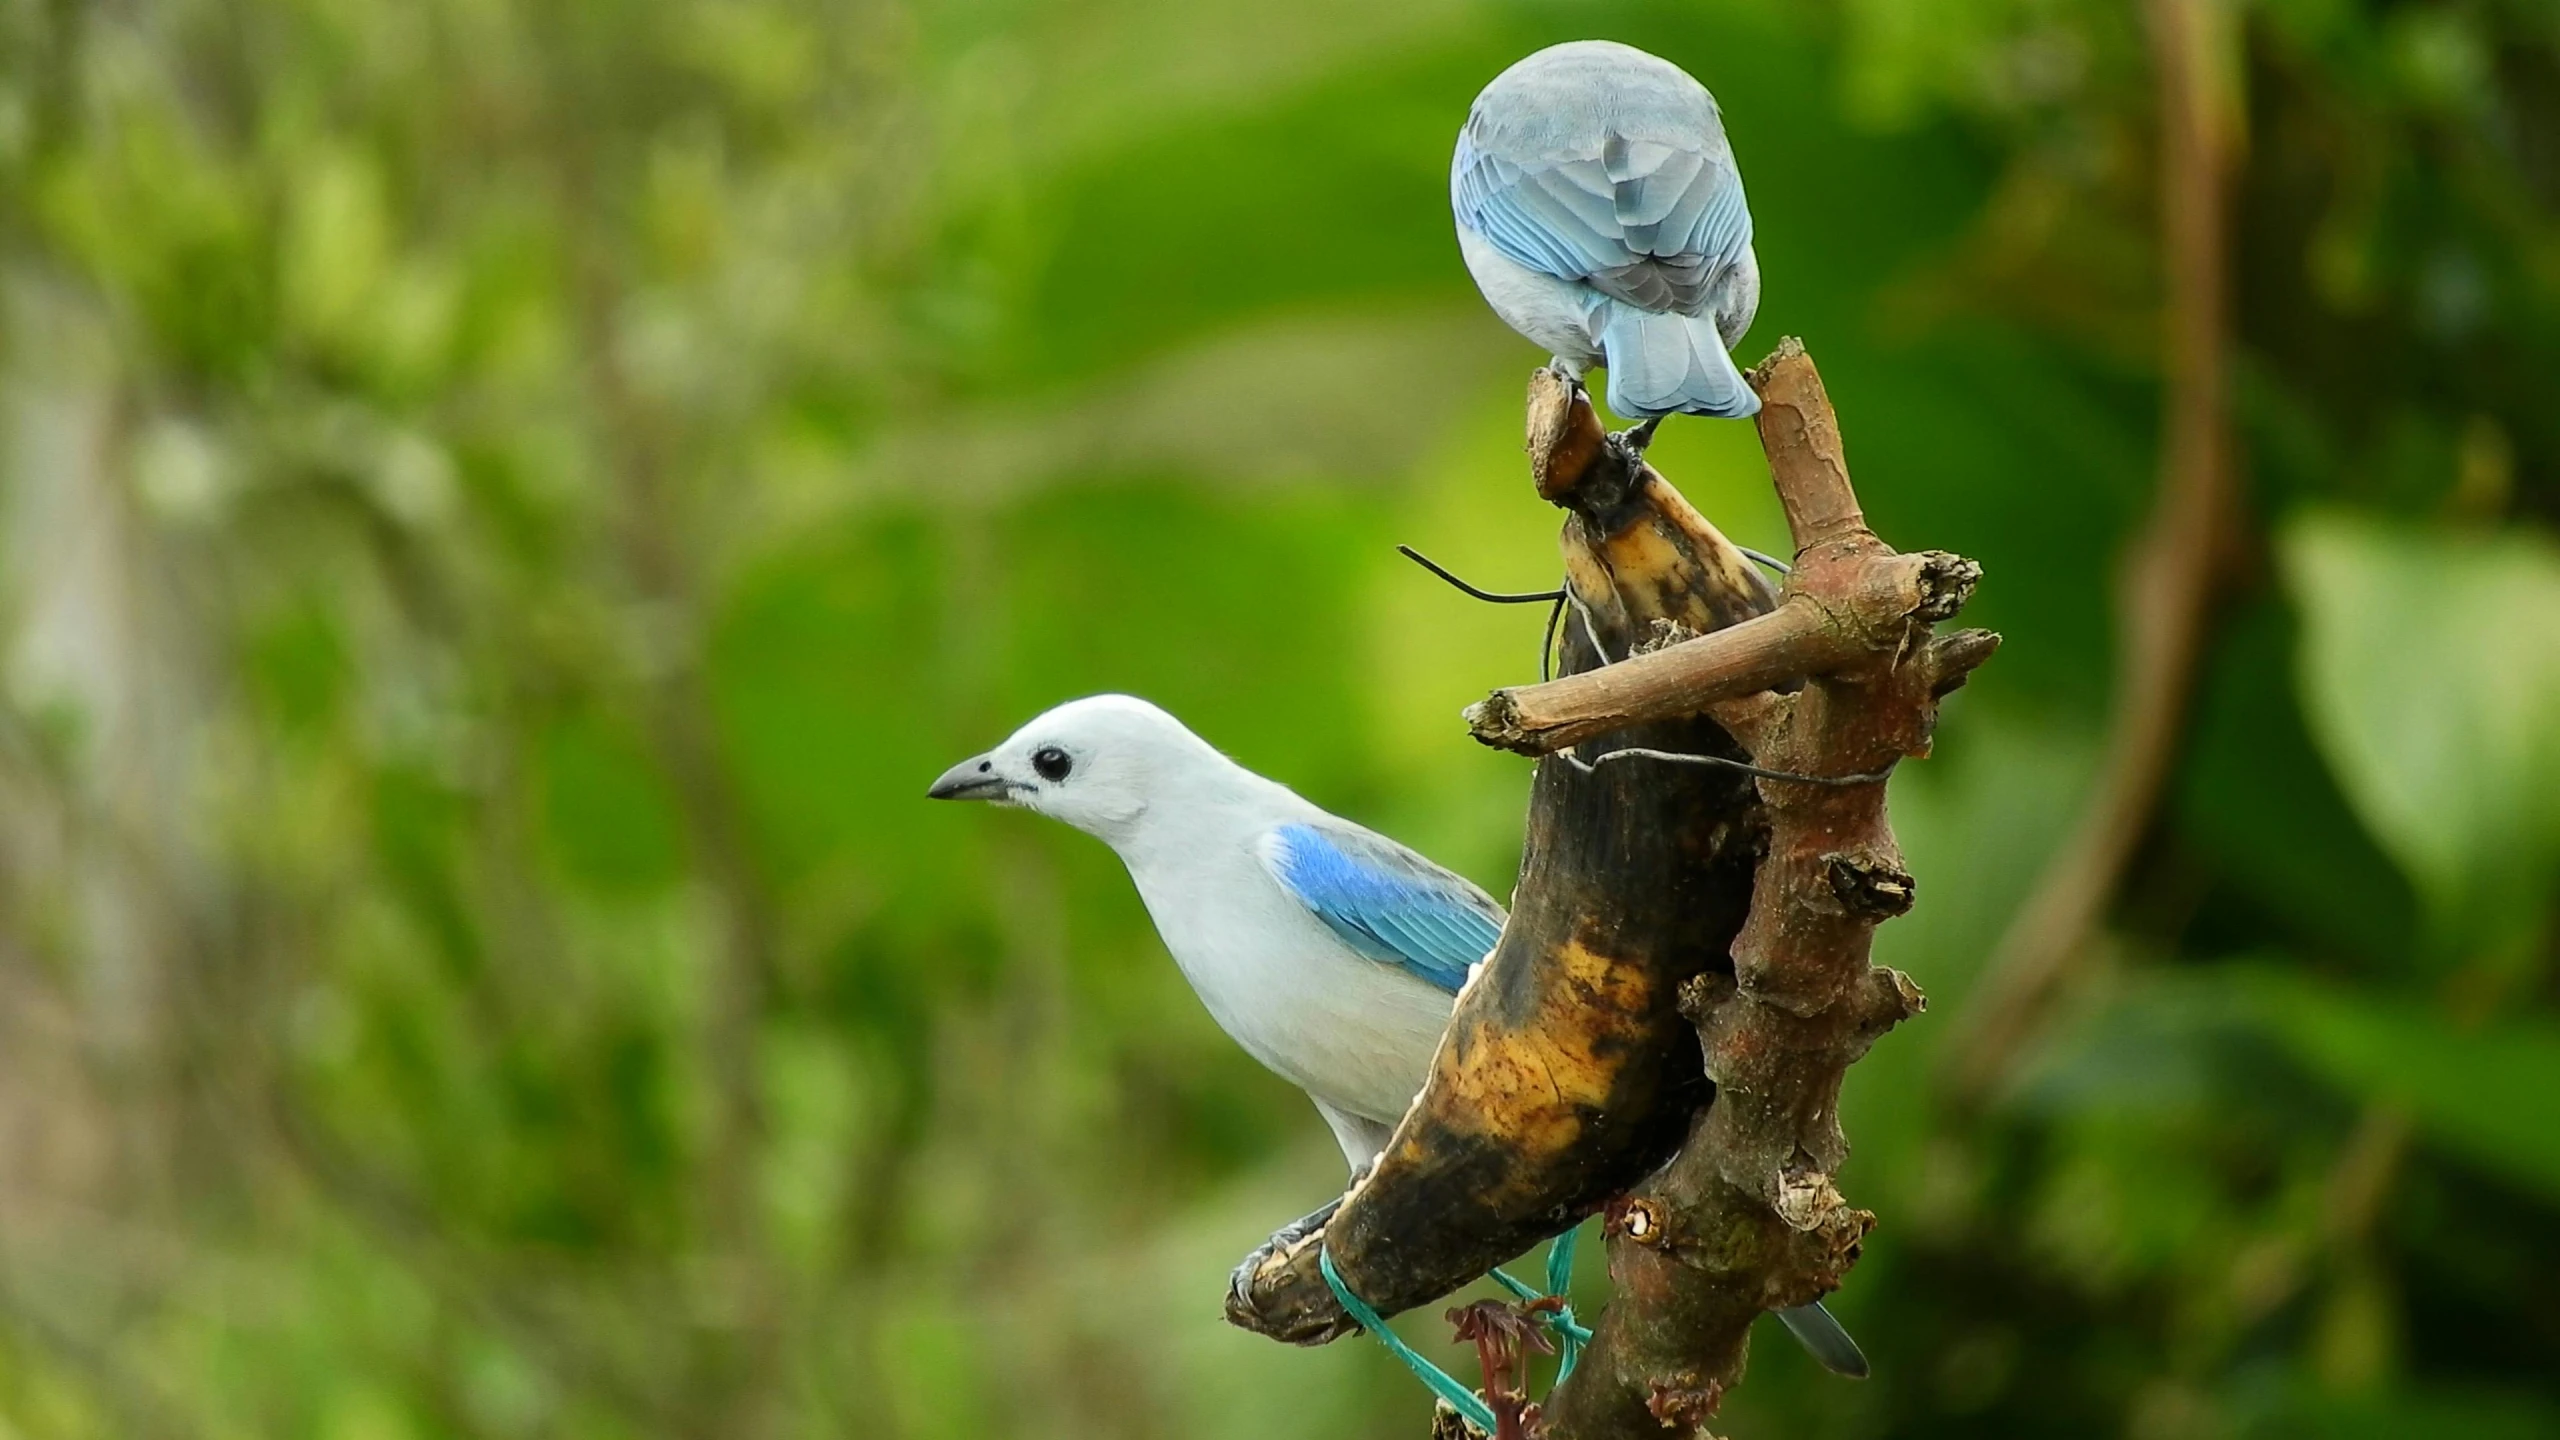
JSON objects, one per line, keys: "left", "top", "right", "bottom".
{"left": 928, "top": 694, "right": 1869, "bottom": 1377}
{"left": 1452, "top": 39, "right": 1763, "bottom": 423}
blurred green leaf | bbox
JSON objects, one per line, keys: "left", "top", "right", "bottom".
{"left": 2282, "top": 510, "right": 2560, "bottom": 966}
{"left": 2177, "top": 596, "right": 2419, "bottom": 968}
{"left": 282, "top": 145, "right": 394, "bottom": 363}
{"left": 2238, "top": 967, "right": 2560, "bottom": 1199}
{"left": 2241, "top": 1381, "right": 2558, "bottom": 1440}
{"left": 536, "top": 712, "right": 685, "bottom": 895}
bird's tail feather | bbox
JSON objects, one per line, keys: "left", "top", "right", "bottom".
{"left": 1775, "top": 1302, "right": 1871, "bottom": 1379}
{"left": 1595, "top": 303, "right": 1759, "bottom": 420}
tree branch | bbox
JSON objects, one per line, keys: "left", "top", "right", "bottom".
{"left": 1944, "top": 0, "right": 2240, "bottom": 1104}
{"left": 1533, "top": 342, "right": 1994, "bottom": 1438}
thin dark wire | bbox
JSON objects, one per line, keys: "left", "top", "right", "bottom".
{"left": 1395, "top": 545, "right": 1566, "bottom": 604}
{"left": 1557, "top": 745, "right": 1896, "bottom": 788}
{"left": 1396, "top": 540, "right": 1794, "bottom": 703}
{"left": 1393, "top": 541, "right": 1572, "bottom": 684}
{"left": 1540, "top": 590, "right": 1564, "bottom": 684}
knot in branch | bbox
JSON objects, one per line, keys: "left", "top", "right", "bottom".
{"left": 1675, "top": 970, "right": 1737, "bottom": 1027}
{"left": 1607, "top": 1195, "right": 1671, "bottom": 1248}
{"left": 1927, "top": 628, "right": 2003, "bottom": 696}
{"left": 1825, "top": 853, "right": 1916, "bottom": 919}
{"left": 1862, "top": 967, "right": 1929, "bottom": 1037}
{"left": 1772, "top": 1164, "right": 1846, "bottom": 1234}
{"left": 1644, "top": 1376, "right": 1725, "bottom": 1434}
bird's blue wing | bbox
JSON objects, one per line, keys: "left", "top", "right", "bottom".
{"left": 1260, "top": 822, "right": 1507, "bottom": 995}
{"left": 1453, "top": 123, "right": 1751, "bottom": 313}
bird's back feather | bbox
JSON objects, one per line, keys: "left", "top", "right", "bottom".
{"left": 1452, "top": 42, "right": 1755, "bottom": 324}
{"left": 1260, "top": 822, "right": 1505, "bottom": 995}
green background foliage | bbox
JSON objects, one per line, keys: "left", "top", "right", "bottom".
{"left": 0, "top": 0, "right": 2554, "bottom": 1435}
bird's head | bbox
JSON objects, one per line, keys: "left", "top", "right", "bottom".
{"left": 926, "top": 694, "right": 1218, "bottom": 845}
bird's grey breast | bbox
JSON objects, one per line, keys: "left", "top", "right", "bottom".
{"left": 1123, "top": 829, "right": 1455, "bottom": 1124}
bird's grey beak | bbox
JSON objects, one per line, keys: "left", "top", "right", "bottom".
{"left": 927, "top": 754, "right": 1011, "bottom": 802}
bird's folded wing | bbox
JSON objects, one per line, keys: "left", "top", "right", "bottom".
{"left": 1259, "top": 822, "right": 1506, "bottom": 995}
{"left": 1453, "top": 126, "right": 1751, "bottom": 314}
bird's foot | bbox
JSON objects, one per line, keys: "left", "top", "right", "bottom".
{"left": 1613, "top": 414, "right": 1664, "bottom": 455}
{"left": 1225, "top": 1192, "right": 1348, "bottom": 1317}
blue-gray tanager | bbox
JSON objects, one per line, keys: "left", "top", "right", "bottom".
{"left": 928, "top": 694, "right": 1868, "bottom": 1377}
{"left": 1453, "top": 40, "right": 1762, "bottom": 422}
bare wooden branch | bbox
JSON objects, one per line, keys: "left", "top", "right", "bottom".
{"left": 1749, "top": 337, "right": 1866, "bottom": 550}
{"left": 1465, "top": 604, "right": 1842, "bottom": 755}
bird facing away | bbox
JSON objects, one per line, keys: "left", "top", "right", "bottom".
{"left": 1452, "top": 39, "right": 1762, "bottom": 422}
{"left": 927, "top": 694, "right": 1869, "bottom": 1378}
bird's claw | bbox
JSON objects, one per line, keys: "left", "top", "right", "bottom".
{"left": 1226, "top": 1245, "right": 1273, "bottom": 1318}
{"left": 1614, "top": 414, "right": 1664, "bottom": 455}
{"left": 1226, "top": 1192, "right": 1347, "bottom": 1317}
{"left": 1225, "top": 1227, "right": 1305, "bottom": 1319}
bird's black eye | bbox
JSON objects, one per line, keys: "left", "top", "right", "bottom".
{"left": 1031, "top": 746, "right": 1073, "bottom": 782}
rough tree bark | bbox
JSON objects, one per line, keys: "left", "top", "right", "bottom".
{"left": 1231, "top": 340, "right": 1993, "bottom": 1439}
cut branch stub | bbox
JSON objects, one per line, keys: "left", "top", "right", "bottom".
{"left": 1465, "top": 546, "right": 1982, "bottom": 757}
{"left": 1225, "top": 371, "right": 1776, "bottom": 1344}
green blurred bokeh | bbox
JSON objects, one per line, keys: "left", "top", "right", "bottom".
{"left": 0, "top": 0, "right": 2555, "bottom": 1436}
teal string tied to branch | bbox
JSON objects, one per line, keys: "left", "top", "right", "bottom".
{"left": 1318, "top": 1226, "right": 1589, "bottom": 1435}
{"left": 1319, "top": 1246, "right": 1498, "bottom": 1435}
